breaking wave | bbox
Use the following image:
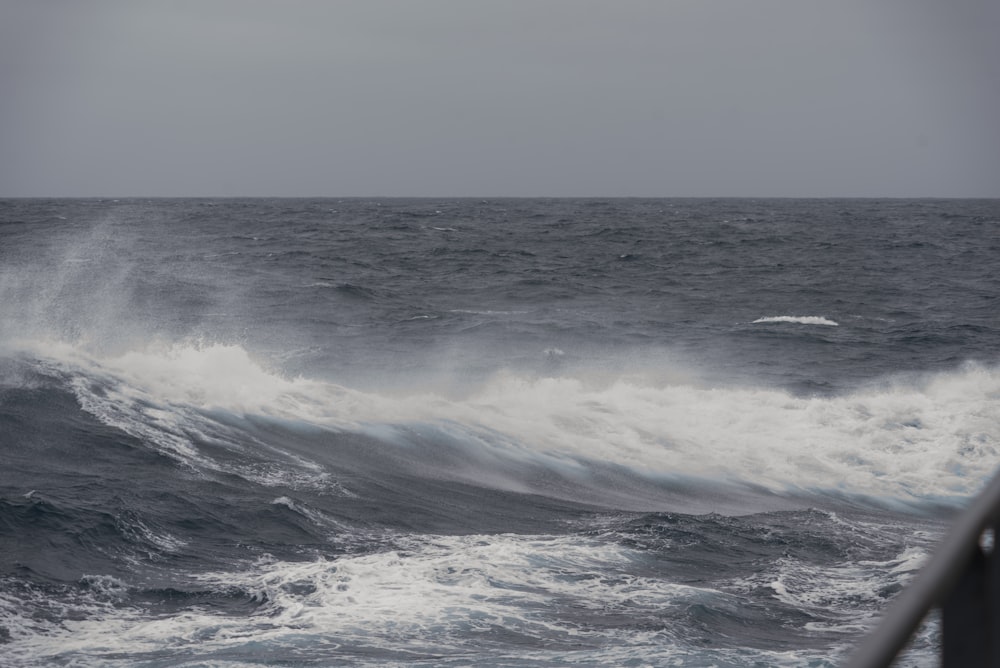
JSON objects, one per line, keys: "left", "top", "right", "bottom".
{"left": 18, "top": 337, "right": 1000, "bottom": 507}
{"left": 753, "top": 316, "right": 839, "bottom": 326}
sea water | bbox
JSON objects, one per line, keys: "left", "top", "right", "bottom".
{"left": 1, "top": 198, "right": 998, "bottom": 666}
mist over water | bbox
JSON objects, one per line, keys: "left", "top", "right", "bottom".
{"left": 1, "top": 198, "right": 998, "bottom": 665}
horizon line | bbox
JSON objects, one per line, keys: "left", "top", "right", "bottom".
{"left": 3, "top": 194, "right": 999, "bottom": 200}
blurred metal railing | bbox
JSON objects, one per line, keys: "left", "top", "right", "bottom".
{"left": 844, "top": 471, "right": 1000, "bottom": 667}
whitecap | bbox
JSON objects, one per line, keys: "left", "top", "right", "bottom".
{"left": 0, "top": 534, "right": 722, "bottom": 664}
{"left": 23, "top": 338, "right": 1000, "bottom": 503}
{"left": 447, "top": 309, "right": 528, "bottom": 315}
{"left": 752, "top": 316, "right": 839, "bottom": 326}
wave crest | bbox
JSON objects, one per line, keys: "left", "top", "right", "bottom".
{"left": 752, "top": 316, "right": 839, "bottom": 326}
{"left": 28, "top": 339, "right": 1000, "bottom": 505}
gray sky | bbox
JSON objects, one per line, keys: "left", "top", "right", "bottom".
{"left": 2, "top": 0, "right": 998, "bottom": 197}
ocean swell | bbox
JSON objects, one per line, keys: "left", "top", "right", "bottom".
{"left": 21, "top": 338, "right": 1000, "bottom": 507}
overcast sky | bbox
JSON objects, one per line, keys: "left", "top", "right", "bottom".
{"left": 2, "top": 0, "right": 998, "bottom": 197}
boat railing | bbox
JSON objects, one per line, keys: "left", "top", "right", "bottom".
{"left": 844, "top": 470, "right": 1000, "bottom": 667}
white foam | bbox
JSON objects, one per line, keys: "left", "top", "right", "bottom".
{"left": 447, "top": 309, "right": 529, "bottom": 315}
{"left": 37, "top": 342, "right": 341, "bottom": 490}
{"left": 415, "top": 364, "right": 1000, "bottom": 502}
{"left": 2, "top": 527, "right": 919, "bottom": 666}
{"left": 766, "top": 545, "right": 926, "bottom": 614}
{"left": 753, "top": 316, "right": 839, "bottom": 326}
{"left": 762, "top": 544, "right": 931, "bottom": 637}
{"left": 25, "top": 338, "right": 1000, "bottom": 503}
{"left": 0, "top": 534, "right": 716, "bottom": 663}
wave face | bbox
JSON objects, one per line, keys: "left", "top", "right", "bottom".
{"left": 1, "top": 197, "right": 999, "bottom": 666}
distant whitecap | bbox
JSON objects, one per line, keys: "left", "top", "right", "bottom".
{"left": 752, "top": 316, "right": 839, "bottom": 326}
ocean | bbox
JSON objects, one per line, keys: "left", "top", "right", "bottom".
{"left": 1, "top": 197, "right": 998, "bottom": 666}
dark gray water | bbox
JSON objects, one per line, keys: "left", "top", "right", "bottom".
{"left": 1, "top": 198, "right": 999, "bottom": 666}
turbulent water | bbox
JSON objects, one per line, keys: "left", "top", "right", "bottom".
{"left": 1, "top": 198, "right": 999, "bottom": 666}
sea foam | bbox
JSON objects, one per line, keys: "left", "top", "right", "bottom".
{"left": 752, "top": 316, "right": 839, "bottom": 326}
{"left": 36, "top": 339, "right": 1000, "bottom": 504}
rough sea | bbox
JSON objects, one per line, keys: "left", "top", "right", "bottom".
{"left": 1, "top": 198, "right": 999, "bottom": 667}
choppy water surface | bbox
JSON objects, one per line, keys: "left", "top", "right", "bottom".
{"left": 1, "top": 198, "right": 999, "bottom": 666}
